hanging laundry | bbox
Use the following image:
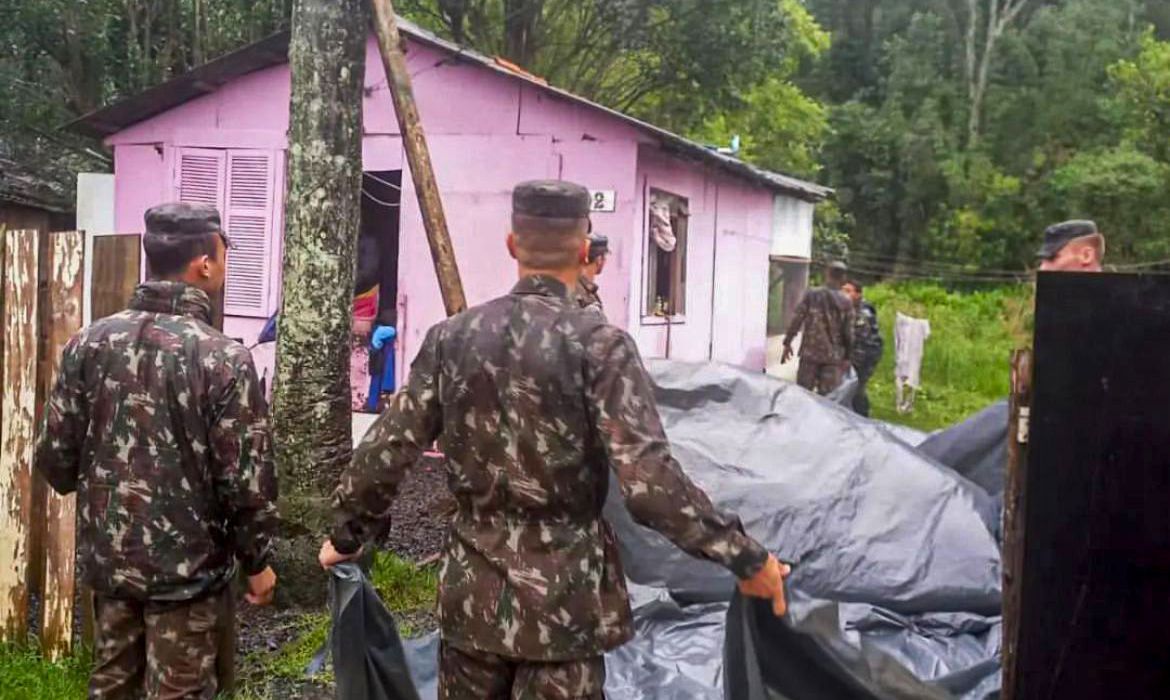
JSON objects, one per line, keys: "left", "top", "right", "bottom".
{"left": 894, "top": 312, "right": 931, "bottom": 414}
{"left": 649, "top": 195, "right": 677, "bottom": 252}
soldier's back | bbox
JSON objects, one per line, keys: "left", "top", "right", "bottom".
{"left": 424, "top": 276, "right": 632, "bottom": 660}
{"left": 67, "top": 283, "right": 256, "bottom": 601}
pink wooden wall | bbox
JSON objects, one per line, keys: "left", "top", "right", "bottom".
{"left": 628, "top": 148, "right": 774, "bottom": 369}
{"left": 108, "top": 34, "right": 777, "bottom": 378}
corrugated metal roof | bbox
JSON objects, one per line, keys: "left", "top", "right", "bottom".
{"left": 67, "top": 18, "right": 831, "bottom": 202}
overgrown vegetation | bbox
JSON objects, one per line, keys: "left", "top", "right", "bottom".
{"left": 0, "top": 643, "right": 89, "bottom": 699}
{"left": 866, "top": 282, "right": 1032, "bottom": 431}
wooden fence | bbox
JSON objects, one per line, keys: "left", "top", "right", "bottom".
{"left": 0, "top": 227, "right": 142, "bottom": 658}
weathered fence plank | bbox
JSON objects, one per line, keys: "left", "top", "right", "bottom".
{"left": 91, "top": 234, "right": 141, "bottom": 320}
{"left": 0, "top": 229, "right": 40, "bottom": 640}
{"left": 38, "top": 231, "right": 84, "bottom": 659}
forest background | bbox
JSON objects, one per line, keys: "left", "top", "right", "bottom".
{"left": 7, "top": 0, "right": 1170, "bottom": 274}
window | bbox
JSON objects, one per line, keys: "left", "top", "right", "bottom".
{"left": 176, "top": 147, "right": 281, "bottom": 318}
{"left": 645, "top": 190, "right": 688, "bottom": 316}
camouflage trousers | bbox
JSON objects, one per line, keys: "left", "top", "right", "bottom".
{"left": 439, "top": 641, "right": 606, "bottom": 699}
{"left": 89, "top": 588, "right": 234, "bottom": 700}
{"left": 796, "top": 359, "right": 845, "bottom": 396}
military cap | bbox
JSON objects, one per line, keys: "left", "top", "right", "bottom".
{"left": 1038, "top": 220, "right": 1099, "bottom": 259}
{"left": 513, "top": 180, "right": 591, "bottom": 219}
{"left": 145, "top": 202, "right": 229, "bottom": 244}
{"left": 588, "top": 234, "right": 610, "bottom": 262}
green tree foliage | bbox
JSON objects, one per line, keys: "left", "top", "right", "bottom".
{"left": 806, "top": 0, "right": 1170, "bottom": 273}
{"left": 396, "top": 0, "right": 831, "bottom": 171}
{"left": 0, "top": 0, "right": 292, "bottom": 191}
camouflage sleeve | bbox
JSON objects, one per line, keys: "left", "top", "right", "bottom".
{"left": 584, "top": 325, "right": 769, "bottom": 579}
{"left": 208, "top": 350, "right": 279, "bottom": 576}
{"left": 34, "top": 336, "right": 86, "bottom": 495}
{"left": 330, "top": 326, "right": 443, "bottom": 555}
{"left": 783, "top": 293, "right": 810, "bottom": 346}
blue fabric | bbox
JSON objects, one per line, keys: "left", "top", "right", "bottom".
{"left": 372, "top": 325, "right": 398, "bottom": 350}
{"left": 365, "top": 330, "right": 397, "bottom": 412}
{"left": 258, "top": 313, "right": 278, "bottom": 344}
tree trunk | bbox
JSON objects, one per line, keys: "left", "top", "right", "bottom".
{"left": 271, "top": 0, "right": 367, "bottom": 605}
{"left": 966, "top": 0, "right": 1032, "bottom": 148}
{"left": 192, "top": 0, "right": 204, "bottom": 66}
{"left": 503, "top": 0, "right": 543, "bottom": 67}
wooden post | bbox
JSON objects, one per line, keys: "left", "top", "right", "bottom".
{"left": 38, "top": 231, "right": 84, "bottom": 659}
{"left": 0, "top": 229, "right": 40, "bottom": 640}
{"left": 1001, "top": 347, "right": 1032, "bottom": 700}
{"left": 369, "top": 0, "right": 467, "bottom": 316}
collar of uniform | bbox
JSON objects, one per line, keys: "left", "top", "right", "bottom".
{"left": 578, "top": 277, "right": 599, "bottom": 295}
{"left": 129, "top": 281, "right": 214, "bottom": 325}
{"left": 512, "top": 275, "right": 571, "bottom": 300}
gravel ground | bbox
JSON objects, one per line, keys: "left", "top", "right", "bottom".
{"left": 381, "top": 453, "right": 451, "bottom": 562}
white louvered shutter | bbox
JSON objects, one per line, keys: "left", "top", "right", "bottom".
{"left": 223, "top": 151, "right": 276, "bottom": 317}
{"left": 177, "top": 148, "right": 226, "bottom": 211}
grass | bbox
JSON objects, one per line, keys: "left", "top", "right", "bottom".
{"left": 369, "top": 551, "right": 439, "bottom": 615}
{"left": 865, "top": 282, "right": 1033, "bottom": 431}
{"left": 0, "top": 643, "right": 89, "bottom": 700}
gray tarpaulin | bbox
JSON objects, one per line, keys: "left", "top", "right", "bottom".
{"left": 333, "top": 360, "right": 1005, "bottom": 699}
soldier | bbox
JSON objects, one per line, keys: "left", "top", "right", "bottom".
{"left": 35, "top": 202, "right": 279, "bottom": 699}
{"left": 319, "top": 180, "right": 789, "bottom": 699}
{"left": 576, "top": 232, "right": 609, "bottom": 319}
{"left": 842, "top": 280, "right": 883, "bottom": 417}
{"left": 1037, "top": 219, "right": 1105, "bottom": 272}
{"left": 782, "top": 261, "right": 855, "bottom": 395}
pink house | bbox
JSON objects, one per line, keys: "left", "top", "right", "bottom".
{"left": 70, "top": 19, "right": 829, "bottom": 395}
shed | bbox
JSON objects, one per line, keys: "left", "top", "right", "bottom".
{"left": 0, "top": 157, "right": 75, "bottom": 233}
{"left": 68, "top": 19, "right": 829, "bottom": 389}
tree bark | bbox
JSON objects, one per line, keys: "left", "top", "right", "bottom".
{"left": 965, "top": 0, "right": 1031, "bottom": 147}
{"left": 272, "top": 0, "right": 367, "bottom": 603}
{"left": 503, "top": 0, "right": 543, "bottom": 67}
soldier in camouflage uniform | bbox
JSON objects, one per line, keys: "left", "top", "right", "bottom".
{"left": 843, "top": 280, "right": 883, "bottom": 417}
{"left": 319, "top": 181, "right": 789, "bottom": 699}
{"left": 782, "top": 261, "right": 855, "bottom": 395}
{"left": 35, "top": 202, "right": 279, "bottom": 700}
{"left": 575, "top": 233, "right": 609, "bottom": 320}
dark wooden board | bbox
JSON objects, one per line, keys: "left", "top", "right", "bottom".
{"left": 1014, "top": 272, "right": 1170, "bottom": 698}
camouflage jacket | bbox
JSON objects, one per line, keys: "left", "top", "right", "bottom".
{"left": 784, "top": 286, "right": 855, "bottom": 364}
{"left": 332, "top": 275, "right": 767, "bottom": 661}
{"left": 851, "top": 300, "right": 883, "bottom": 379}
{"left": 35, "top": 281, "right": 278, "bottom": 603}
{"left": 575, "top": 276, "right": 606, "bottom": 320}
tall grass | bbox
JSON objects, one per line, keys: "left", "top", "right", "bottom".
{"left": 864, "top": 282, "right": 1033, "bottom": 431}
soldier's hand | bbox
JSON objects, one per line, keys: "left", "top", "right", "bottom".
{"left": 319, "top": 539, "right": 360, "bottom": 570}
{"left": 781, "top": 345, "right": 794, "bottom": 364}
{"left": 737, "top": 554, "right": 791, "bottom": 617}
{"left": 245, "top": 566, "right": 277, "bottom": 606}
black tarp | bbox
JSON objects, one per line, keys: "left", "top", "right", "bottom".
{"left": 335, "top": 360, "right": 1006, "bottom": 699}
{"left": 316, "top": 563, "right": 422, "bottom": 700}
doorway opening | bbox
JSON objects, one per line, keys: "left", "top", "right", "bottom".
{"left": 353, "top": 170, "right": 403, "bottom": 413}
